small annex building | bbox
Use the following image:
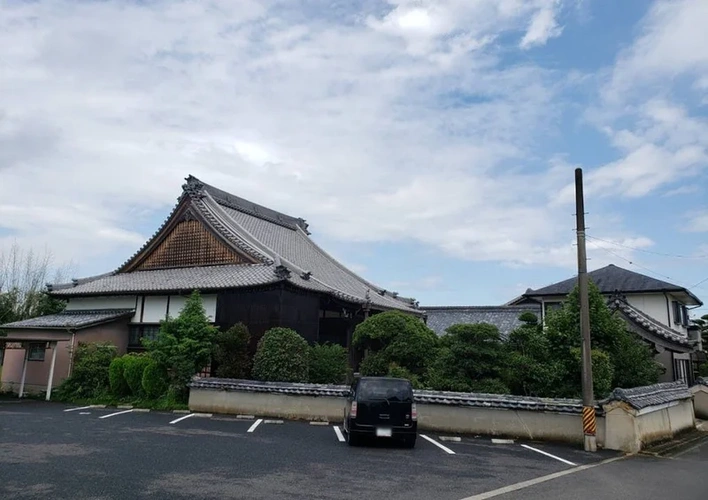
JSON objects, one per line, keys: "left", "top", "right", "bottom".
{"left": 0, "top": 175, "right": 421, "bottom": 396}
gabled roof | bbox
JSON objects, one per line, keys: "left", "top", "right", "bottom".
{"left": 513, "top": 264, "right": 702, "bottom": 306}
{"left": 423, "top": 305, "right": 541, "bottom": 338}
{"left": 607, "top": 295, "right": 692, "bottom": 351}
{"left": 48, "top": 176, "right": 419, "bottom": 314}
{"left": 0, "top": 309, "right": 135, "bottom": 330}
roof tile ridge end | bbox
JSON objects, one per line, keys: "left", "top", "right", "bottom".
{"left": 197, "top": 193, "right": 277, "bottom": 265}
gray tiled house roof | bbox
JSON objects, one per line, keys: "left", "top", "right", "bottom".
{"left": 604, "top": 381, "right": 692, "bottom": 410}
{"left": 519, "top": 264, "right": 702, "bottom": 306}
{"left": 608, "top": 296, "right": 690, "bottom": 348}
{"left": 48, "top": 176, "right": 419, "bottom": 314}
{"left": 0, "top": 309, "right": 135, "bottom": 330}
{"left": 423, "top": 305, "right": 541, "bottom": 338}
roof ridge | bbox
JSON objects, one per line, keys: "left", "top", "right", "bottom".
{"left": 423, "top": 305, "right": 540, "bottom": 310}
{"left": 196, "top": 193, "right": 276, "bottom": 265}
{"left": 185, "top": 175, "right": 310, "bottom": 233}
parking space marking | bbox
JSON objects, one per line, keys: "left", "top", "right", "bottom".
{"left": 99, "top": 409, "right": 134, "bottom": 419}
{"left": 333, "top": 425, "right": 345, "bottom": 442}
{"left": 420, "top": 434, "right": 455, "bottom": 454}
{"left": 247, "top": 418, "right": 263, "bottom": 432}
{"left": 170, "top": 413, "right": 196, "bottom": 424}
{"left": 79, "top": 412, "right": 91, "bottom": 415}
{"left": 64, "top": 406, "right": 92, "bottom": 412}
{"left": 520, "top": 444, "right": 577, "bottom": 466}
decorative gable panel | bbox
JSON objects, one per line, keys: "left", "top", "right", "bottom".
{"left": 134, "top": 219, "right": 250, "bottom": 271}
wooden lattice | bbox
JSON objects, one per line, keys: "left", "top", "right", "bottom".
{"left": 135, "top": 219, "right": 248, "bottom": 270}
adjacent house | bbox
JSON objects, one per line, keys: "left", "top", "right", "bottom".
{"left": 507, "top": 264, "right": 703, "bottom": 385}
{"left": 0, "top": 175, "right": 420, "bottom": 396}
{"left": 423, "top": 305, "right": 541, "bottom": 339}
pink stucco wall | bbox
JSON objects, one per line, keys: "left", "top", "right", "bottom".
{"left": 0, "top": 319, "right": 130, "bottom": 394}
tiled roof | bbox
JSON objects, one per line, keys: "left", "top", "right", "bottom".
{"left": 423, "top": 305, "right": 541, "bottom": 338}
{"left": 608, "top": 296, "right": 690, "bottom": 347}
{"left": 522, "top": 264, "right": 702, "bottom": 306}
{"left": 604, "top": 381, "right": 692, "bottom": 410}
{"left": 49, "top": 176, "right": 420, "bottom": 314}
{"left": 0, "top": 309, "right": 135, "bottom": 330}
{"left": 49, "top": 264, "right": 280, "bottom": 295}
{"left": 189, "top": 378, "right": 600, "bottom": 415}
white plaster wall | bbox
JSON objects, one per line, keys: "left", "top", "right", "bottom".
{"left": 626, "top": 293, "right": 670, "bottom": 326}
{"left": 65, "top": 295, "right": 139, "bottom": 322}
{"left": 64, "top": 294, "right": 216, "bottom": 323}
{"left": 142, "top": 296, "right": 169, "bottom": 323}
{"left": 690, "top": 386, "right": 708, "bottom": 419}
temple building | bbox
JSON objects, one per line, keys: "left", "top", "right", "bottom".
{"left": 0, "top": 175, "right": 420, "bottom": 395}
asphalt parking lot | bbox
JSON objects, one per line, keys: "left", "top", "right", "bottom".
{"left": 1, "top": 399, "right": 622, "bottom": 499}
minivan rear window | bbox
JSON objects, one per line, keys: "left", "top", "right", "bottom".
{"left": 358, "top": 378, "right": 412, "bottom": 401}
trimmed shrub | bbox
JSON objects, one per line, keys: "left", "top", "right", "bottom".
{"left": 142, "top": 360, "right": 169, "bottom": 399}
{"left": 213, "top": 323, "right": 251, "bottom": 379}
{"left": 56, "top": 342, "right": 118, "bottom": 400}
{"left": 309, "top": 343, "right": 348, "bottom": 384}
{"left": 251, "top": 327, "right": 309, "bottom": 383}
{"left": 387, "top": 363, "right": 422, "bottom": 389}
{"left": 359, "top": 351, "right": 389, "bottom": 376}
{"left": 108, "top": 356, "right": 130, "bottom": 397}
{"left": 123, "top": 354, "right": 152, "bottom": 397}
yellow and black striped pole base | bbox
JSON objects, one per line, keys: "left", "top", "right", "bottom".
{"left": 582, "top": 405, "right": 597, "bottom": 451}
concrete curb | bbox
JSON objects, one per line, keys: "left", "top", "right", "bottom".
{"left": 89, "top": 404, "right": 106, "bottom": 408}
{"left": 236, "top": 414, "right": 255, "bottom": 419}
{"left": 132, "top": 408, "right": 150, "bottom": 413}
{"left": 193, "top": 413, "right": 212, "bottom": 418}
{"left": 310, "top": 421, "right": 329, "bottom": 426}
{"left": 440, "top": 436, "right": 462, "bottom": 442}
{"left": 172, "top": 409, "right": 191, "bottom": 414}
{"left": 117, "top": 405, "right": 133, "bottom": 409}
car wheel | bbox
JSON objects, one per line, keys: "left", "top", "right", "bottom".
{"left": 403, "top": 435, "right": 416, "bottom": 449}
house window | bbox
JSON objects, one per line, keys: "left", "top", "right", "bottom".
{"left": 28, "top": 343, "right": 46, "bottom": 361}
{"left": 128, "top": 325, "right": 161, "bottom": 348}
{"left": 672, "top": 301, "right": 689, "bottom": 327}
{"left": 543, "top": 302, "right": 562, "bottom": 316}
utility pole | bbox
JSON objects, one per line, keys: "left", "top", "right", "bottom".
{"left": 575, "top": 167, "right": 597, "bottom": 452}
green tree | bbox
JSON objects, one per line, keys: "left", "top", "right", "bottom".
{"left": 251, "top": 327, "right": 310, "bottom": 382}
{"left": 503, "top": 314, "right": 565, "bottom": 397}
{"left": 56, "top": 342, "right": 118, "bottom": 400}
{"left": 544, "top": 281, "right": 662, "bottom": 394}
{"left": 692, "top": 314, "right": 708, "bottom": 346}
{"left": 426, "top": 323, "right": 509, "bottom": 394}
{"left": 213, "top": 322, "right": 252, "bottom": 379}
{"left": 308, "top": 343, "right": 348, "bottom": 384}
{"left": 352, "top": 310, "right": 438, "bottom": 378}
{"left": 143, "top": 290, "right": 219, "bottom": 401}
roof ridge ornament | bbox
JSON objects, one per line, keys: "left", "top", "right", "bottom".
{"left": 182, "top": 175, "right": 205, "bottom": 198}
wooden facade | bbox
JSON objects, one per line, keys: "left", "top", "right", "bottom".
{"left": 136, "top": 219, "right": 248, "bottom": 271}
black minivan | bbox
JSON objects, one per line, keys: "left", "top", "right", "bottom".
{"left": 343, "top": 376, "right": 417, "bottom": 448}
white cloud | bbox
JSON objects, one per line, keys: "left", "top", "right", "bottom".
{"left": 686, "top": 211, "right": 708, "bottom": 232}
{"left": 663, "top": 185, "right": 699, "bottom": 197}
{"left": 519, "top": 0, "right": 564, "bottom": 49}
{"left": 0, "top": 0, "right": 675, "bottom": 282}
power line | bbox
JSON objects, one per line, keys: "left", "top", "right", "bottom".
{"left": 692, "top": 276, "right": 708, "bottom": 289}
{"left": 588, "top": 244, "right": 699, "bottom": 290}
{"left": 586, "top": 234, "right": 708, "bottom": 260}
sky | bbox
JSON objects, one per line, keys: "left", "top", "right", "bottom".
{"left": 0, "top": 0, "right": 707, "bottom": 318}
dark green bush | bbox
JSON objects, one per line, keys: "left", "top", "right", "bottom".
{"left": 352, "top": 310, "right": 438, "bottom": 377}
{"left": 251, "top": 327, "right": 309, "bottom": 382}
{"left": 358, "top": 351, "right": 389, "bottom": 376}
{"left": 56, "top": 342, "right": 117, "bottom": 400}
{"left": 123, "top": 354, "right": 152, "bottom": 397}
{"left": 142, "top": 360, "right": 169, "bottom": 399}
{"left": 108, "top": 356, "right": 130, "bottom": 397}
{"left": 309, "top": 343, "right": 348, "bottom": 384}
{"left": 213, "top": 322, "right": 251, "bottom": 379}
{"left": 387, "top": 363, "right": 422, "bottom": 389}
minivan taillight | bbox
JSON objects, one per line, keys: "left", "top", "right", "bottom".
{"left": 411, "top": 403, "right": 417, "bottom": 421}
{"left": 351, "top": 401, "right": 357, "bottom": 418}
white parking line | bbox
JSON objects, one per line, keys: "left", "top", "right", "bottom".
{"left": 420, "top": 434, "right": 456, "bottom": 454}
{"left": 64, "top": 406, "right": 92, "bottom": 412}
{"left": 333, "top": 425, "right": 345, "bottom": 442}
{"left": 520, "top": 444, "right": 577, "bottom": 466}
{"left": 247, "top": 418, "right": 263, "bottom": 432}
{"left": 170, "top": 413, "right": 196, "bottom": 424}
{"left": 79, "top": 412, "right": 91, "bottom": 415}
{"left": 98, "top": 409, "right": 134, "bottom": 419}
